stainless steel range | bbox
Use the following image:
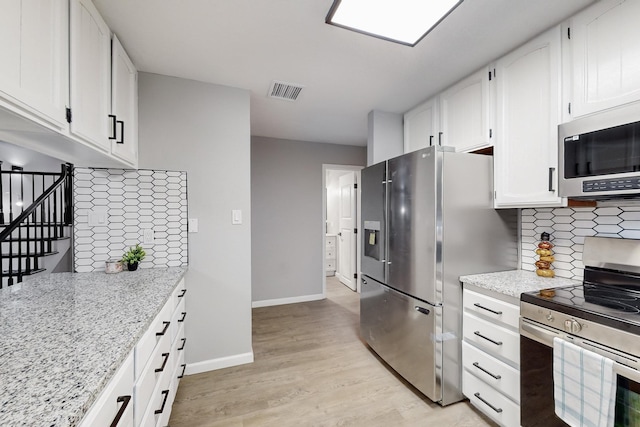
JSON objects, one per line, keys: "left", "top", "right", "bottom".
{"left": 520, "top": 236, "right": 640, "bottom": 427}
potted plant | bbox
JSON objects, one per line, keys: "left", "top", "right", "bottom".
{"left": 121, "top": 244, "right": 145, "bottom": 271}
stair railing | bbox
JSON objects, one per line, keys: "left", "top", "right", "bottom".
{"left": 0, "top": 163, "right": 73, "bottom": 287}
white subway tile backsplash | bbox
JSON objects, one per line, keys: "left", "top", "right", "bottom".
{"left": 73, "top": 168, "right": 188, "bottom": 272}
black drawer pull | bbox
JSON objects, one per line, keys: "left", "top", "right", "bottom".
{"left": 473, "top": 303, "right": 502, "bottom": 316}
{"left": 109, "top": 395, "right": 131, "bottom": 427}
{"left": 473, "top": 362, "right": 502, "bottom": 380}
{"left": 414, "top": 306, "right": 430, "bottom": 316}
{"left": 474, "top": 331, "right": 503, "bottom": 346}
{"left": 178, "top": 312, "right": 186, "bottom": 322}
{"left": 178, "top": 338, "right": 186, "bottom": 351}
{"left": 178, "top": 289, "right": 186, "bottom": 298}
{"left": 154, "top": 389, "right": 170, "bottom": 415}
{"left": 178, "top": 363, "right": 186, "bottom": 379}
{"left": 155, "top": 352, "right": 170, "bottom": 373}
{"left": 116, "top": 120, "right": 124, "bottom": 144}
{"left": 156, "top": 321, "right": 170, "bottom": 336}
{"left": 474, "top": 392, "right": 503, "bottom": 413}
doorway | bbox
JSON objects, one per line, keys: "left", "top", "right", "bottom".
{"left": 322, "top": 165, "right": 362, "bottom": 295}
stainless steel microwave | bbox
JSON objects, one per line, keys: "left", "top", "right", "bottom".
{"left": 559, "top": 102, "right": 640, "bottom": 199}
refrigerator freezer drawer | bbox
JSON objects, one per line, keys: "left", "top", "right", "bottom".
{"left": 360, "top": 276, "right": 440, "bottom": 402}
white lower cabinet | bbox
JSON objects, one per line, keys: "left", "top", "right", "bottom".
{"left": 79, "top": 351, "right": 134, "bottom": 427}
{"left": 80, "top": 278, "right": 187, "bottom": 427}
{"left": 462, "top": 287, "right": 520, "bottom": 427}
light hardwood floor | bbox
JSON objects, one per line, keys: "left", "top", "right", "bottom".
{"left": 169, "top": 276, "right": 496, "bottom": 427}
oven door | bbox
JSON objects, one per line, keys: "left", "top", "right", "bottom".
{"left": 520, "top": 318, "right": 640, "bottom": 427}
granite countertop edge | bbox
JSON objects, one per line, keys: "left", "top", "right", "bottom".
{"left": 0, "top": 266, "right": 188, "bottom": 427}
{"left": 460, "top": 269, "right": 580, "bottom": 298}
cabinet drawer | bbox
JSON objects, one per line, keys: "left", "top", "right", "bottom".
{"left": 463, "top": 313, "right": 520, "bottom": 365}
{"left": 133, "top": 332, "right": 171, "bottom": 426}
{"left": 326, "top": 236, "right": 336, "bottom": 249}
{"left": 79, "top": 351, "right": 134, "bottom": 427}
{"left": 135, "top": 297, "right": 173, "bottom": 379}
{"left": 326, "top": 260, "right": 336, "bottom": 270}
{"left": 170, "top": 298, "right": 186, "bottom": 344}
{"left": 326, "top": 249, "right": 336, "bottom": 259}
{"left": 463, "top": 289, "right": 519, "bottom": 329}
{"left": 464, "top": 371, "right": 520, "bottom": 427}
{"left": 462, "top": 341, "right": 520, "bottom": 403}
{"left": 171, "top": 278, "right": 186, "bottom": 308}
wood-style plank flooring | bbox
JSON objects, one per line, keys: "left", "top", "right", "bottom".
{"left": 169, "top": 276, "right": 496, "bottom": 426}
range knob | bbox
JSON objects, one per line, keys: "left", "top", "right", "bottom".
{"left": 564, "top": 319, "right": 582, "bottom": 333}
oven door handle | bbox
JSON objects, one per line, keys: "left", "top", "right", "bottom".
{"left": 520, "top": 318, "right": 560, "bottom": 347}
{"left": 521, "top": 318, "right": 640, "bottom": 383}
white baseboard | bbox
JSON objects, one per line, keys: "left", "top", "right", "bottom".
{"left": 252, "top": 293, "right": 325, "bottom": 308}
{"left": 184, "top": 351, "right": 254, "bottom": 376}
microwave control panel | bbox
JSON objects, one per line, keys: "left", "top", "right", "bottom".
{"left": 583, "top": 177, "right": 640, "bottom": 192}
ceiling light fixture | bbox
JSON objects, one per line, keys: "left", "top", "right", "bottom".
{"left": 326, "top": 0, "right": 463, "bottom": 47}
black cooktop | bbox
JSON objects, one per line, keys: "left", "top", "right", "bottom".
{"left": 521, "top": 267, "right": 640, "bottom": 335}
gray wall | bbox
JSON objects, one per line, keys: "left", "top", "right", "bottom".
{"left": 138, "top": 73, "right": 252, "bottom": 371}
{"left": 367, "top": 110, "right": 403, "bottom": 165}
{"left": 251, "top": 136, "right": 366, "bottom": 303}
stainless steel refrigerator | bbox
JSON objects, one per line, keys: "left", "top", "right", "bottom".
{"left": 360, "top": 146, "right": 517, "bottom": 406}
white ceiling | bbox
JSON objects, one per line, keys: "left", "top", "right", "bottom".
{"left": 93, "top": 0, "right": 596, "bottom": 147}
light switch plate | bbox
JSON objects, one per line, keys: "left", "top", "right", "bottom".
{"left": 87, "top": 209, "right": 108, "bottom": 227}
{"left": 143, "top": 228, "right": 154, "bottom": 245}
{"left": 188, "top": 218, "right": 198, "bottom": 233}
{"left": 232, "top": 209, "right": 242, "bottom": 225}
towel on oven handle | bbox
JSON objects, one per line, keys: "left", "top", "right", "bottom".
{"left": 553, "top": 337, "right": 616, "bottom": 427}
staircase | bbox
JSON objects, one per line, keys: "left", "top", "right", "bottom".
{"left": 0, "top": 162, "right": 73, "bottom": 288}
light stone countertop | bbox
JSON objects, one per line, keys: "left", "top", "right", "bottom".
{"left": 0, "top": 267, "right": 187, "bottom": 427}
{"left": 460, "top": 269, "right": 579, "bottom": 299}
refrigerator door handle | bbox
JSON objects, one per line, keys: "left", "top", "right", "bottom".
{"left": 414, "top": 306, "right": 430, "bottom": 315}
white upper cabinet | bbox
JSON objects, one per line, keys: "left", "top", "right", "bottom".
{"left": 404, "top": 96, "right": 439, "bottom": 153}
{"left": 494, "top": 26, "right": 565, "bottom": 208}
{"left": 568, "top": 0, "right": 640, "bottom": 118}
{"left": 110, "top": 35, "right": 138, "bottom": 166}
{"left": 439, "top": 67, "right": 492, "bottom": 153}
{"left": 69, "top": 0, "right": 112, "bottom": 152}
{"left": 0, "top": 0, "right": 68, "bottom": 129}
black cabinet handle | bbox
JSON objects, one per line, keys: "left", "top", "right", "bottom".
{"left": 178, "top": 363, "right": 186, "bottom": 379}
{"left": 109, "top": 395, "right": 131, "bottom": 427}
{"left": 178, "top": 338, "right": 186, "bottom": 351}
{"left": 429, "top": 135, "right": 434, "bottom": 147}
{"left": 473, "top": 362, "right": 502, "bottom": 379}
{"left": 414, "top": 306, "right": 430, "bottom": 316}
{"left": 474, "top": 331, "right": 503, "bottom": 346}
{"left": 473, "top": 303, "right": 503, "bottom": 316}
{"left": 116, "top": 120, "right": 124, "bottom": 144}
{"left": 178, "top": 289, "right": 186, "bottom": 298}
{"left": 474, "top": 392, "right": 503, "bottom": 413}
{"left": 108, "top": 115, "right": 117, "bottom": 140}
{"left": 154, "top": 389, "right": 170, "bottom": 415}
{"left": 155, "top": 352, "right": 170, "bottom": 373}
{"left": 548, "top": 167, "right": 555, "bottom": 192}
{"left": 438, "top": 132, "right": 443, "bottom": 146}
{"left": 178, "top": 312, "right": 186, "bottom": 323}
{"left": 156, "top": 321, "right": 170, "bottom": 336}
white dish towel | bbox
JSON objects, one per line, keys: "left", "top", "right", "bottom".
{"left": 553, "top": 337, "right": 616, "bottom": 427}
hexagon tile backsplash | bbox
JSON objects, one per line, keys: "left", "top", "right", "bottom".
{"left": 521, "top": 206, "right": 640, "bottom": 280}
{"left": 73, "top": 168, "right": 188, "bottom": 273}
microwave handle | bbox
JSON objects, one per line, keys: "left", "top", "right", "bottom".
{"left": 548, "top": 167, "right": 555, "bottom": 192}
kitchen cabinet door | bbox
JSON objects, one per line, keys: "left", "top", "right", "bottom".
{"left": 568, "top": 0, "right": 640, "bottom": 118}
{"left": 494, "top": 26, "right": 565, "bottom": 208}
{"left": 0, "top": 0, "right": 68, "bottom": 129}
{"left": 110, "top": 35, "right": 138, "bottom": 166}
{"left": 69, "top": 0, "right": 112, "bottom": 152}
{"left": 403, "top": 96, "right": 438, "bottom": 153}
{"left": 439, "top": 67, "right": 492, "bottom": 153}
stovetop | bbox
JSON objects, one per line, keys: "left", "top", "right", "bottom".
{"left": 521, "top": 272, "right": 640, "bottom": 335}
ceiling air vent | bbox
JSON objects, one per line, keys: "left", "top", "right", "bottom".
{"left": 268, "top": 80, "right": 304, "bottom": 101}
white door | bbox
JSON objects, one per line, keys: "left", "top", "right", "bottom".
{"left": 337, "top": 172, "right": 356, "bottom": 291}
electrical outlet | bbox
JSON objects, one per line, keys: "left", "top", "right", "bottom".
{"left": 188, "top": 218, "right": 198, "bottom": 233}
{"left": 143, "top": 228, "right": 154, "bottom": 245}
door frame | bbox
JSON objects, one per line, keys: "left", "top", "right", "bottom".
{"left": 322, "top": 164, "right": 363, "bottom": 297}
